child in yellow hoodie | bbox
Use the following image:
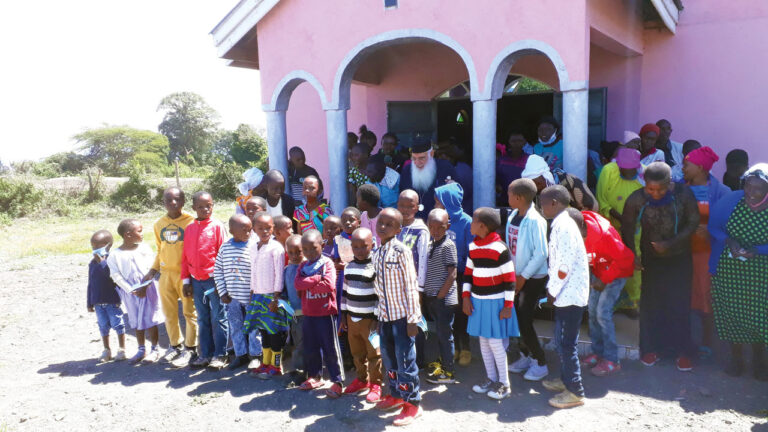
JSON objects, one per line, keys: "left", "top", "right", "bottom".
{"left": 142, "top": 187, "right": 197, "bottom": 367}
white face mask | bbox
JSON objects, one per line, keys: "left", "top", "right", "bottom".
{"left": 539, "top": 130, "right": 558, "bottom": 146}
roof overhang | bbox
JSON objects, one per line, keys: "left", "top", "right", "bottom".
{"left": 649, "top": 0, "right": 681, "bottom": 34}
{"left": 210, "top": 0, "right": 282, "bottom": 69}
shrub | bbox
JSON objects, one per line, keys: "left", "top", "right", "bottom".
{"left": 109, "top": 167, "right": 162, "bottom": 212}
{"left": 0, "top": 177, "right": 45, "bottom": 218}
{"left": 204, "top": 162, "right": 241, "bottom": 200}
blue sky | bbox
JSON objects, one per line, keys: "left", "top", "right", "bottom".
{"left": 0, "top": 0, "right": 266, "bottom": 163}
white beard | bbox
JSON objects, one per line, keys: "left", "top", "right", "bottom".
{"left": 411, "top": 156, "right": 437, "bottom": 193}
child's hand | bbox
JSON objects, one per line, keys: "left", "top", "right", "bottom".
{"left": 334, "top": 261, "right": 345, "bottom": 272}
{"left": 406, "top": 323, "right": 418, "bottom": 337}
{"left": 182, "top": 284, "right": 193, "bottom": 298}
{"left": 369, "top": 319, "right": 379, "bottom": 333}
{"left": 268, "top": 298, "right": 279, "bottom": 313}
{"left": 133, "top": 286, "right": 148, "bottom": 298}
{"left": 220, "top": 293, "right": 232, "bottom": 304}
{"left": 633, "top": 256, "right": 644, "bottom": 271}
{"left": 462, "top": 297, "right": 473, "bottom": 316}
{"left": 87, "top": 306, "right": 94, "bottom": 312}
{"left": 499, "top": 306, "right": 512, "bottom": 320}
{"left": 141, "top": 270, "right": 157, "bottom": 283}
{"left": 515, "top": 276, "right": 527, "bottom": 294}
{"left": 340, "top": 315, "right": 349, "bottom": 332}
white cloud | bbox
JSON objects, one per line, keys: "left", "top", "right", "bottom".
{"left": 0, "top": 0, "right": 265, "bottom": 162}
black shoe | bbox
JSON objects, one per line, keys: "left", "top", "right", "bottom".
{"left": 227, "top": 355, "right": 248, "bottom": 371}
{"left": 724, "top": 357, "right": 744, "bottom": 377}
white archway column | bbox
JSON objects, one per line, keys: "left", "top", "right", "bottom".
{"left": 265, "top": 109, "right": 289, "bottom": 184}
{"left": 471, "top": 99, "right": 497, "bottom": 209}
{"left": 562, "top": 87, "right": 589, "bottom": 180}
{"left": 325, "top": 108, "right": 348, "bottom": 214}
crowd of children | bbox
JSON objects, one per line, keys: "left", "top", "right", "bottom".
{"left": 86, "top": 121, "right": 768, "bottom": 426}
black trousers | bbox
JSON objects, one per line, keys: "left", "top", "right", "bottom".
{"left": 453, "top": 272, "right": 470, "bottom": 352}
{"left": 514, "top": 276, "right": 548, "bottom": 365}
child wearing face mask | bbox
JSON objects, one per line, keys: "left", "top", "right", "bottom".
{"left": 532, "top": 116, "right": 563, "bottom": 171}
{"left": 88, "top": 229, "right": 126, "bottom": 362}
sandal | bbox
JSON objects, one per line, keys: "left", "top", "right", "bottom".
{"left": 325, "top": 382, "right": 343, "bottom": 398}
{"left": 299, "top": 377, "right": 324, "bottom": 391}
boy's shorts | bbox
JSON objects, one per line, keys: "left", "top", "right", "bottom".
{"left": 95, "top": 304, "right": 126, "bottom": 337}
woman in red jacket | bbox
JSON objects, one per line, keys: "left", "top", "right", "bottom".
{"left": 567, "top": 209, "right": 635, "bottom": 376}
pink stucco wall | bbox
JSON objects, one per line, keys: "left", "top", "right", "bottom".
{"left": 589, "top": 44, "right": 642, "bottom": 143}
{"left": 256, "top": 0, "right": 591, "bottom": 107}
{"left": 638, "top": 1, "right": 768, "bottom": 176}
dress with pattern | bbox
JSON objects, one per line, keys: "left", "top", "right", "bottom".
{"left": 711, "top": 199, "right": 768, "bottom": 344}
{"left": 293, "top": 203, "right": 332, "bottom": 234}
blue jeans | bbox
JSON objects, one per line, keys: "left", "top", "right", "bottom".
{"left": 226, "top": 298, "right": 262, "bottom": 357}
{"left": 192, "top": 278, "right": 228, "bottom": 358}
{"left": 425, "top": 296, "right": 456, "bottom": 372}
{"left": 554, "top": 306, "right": 585, "bottom": 397}
{"left": 95, "top": 304, "right": 126, "bottom": 337}
{"left": 380, "top": 318, "right": 420, "bottom": 404}
{"left": 588, "top": 277, "right": 626, "bottom": 363}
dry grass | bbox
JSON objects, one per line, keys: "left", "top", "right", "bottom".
{"left": 0, "top": 202, "right": 236, "bottom": 260}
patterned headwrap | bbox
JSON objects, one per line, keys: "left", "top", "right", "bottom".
{"left": 743, "top": 163, "right": 768, "bottom": 184}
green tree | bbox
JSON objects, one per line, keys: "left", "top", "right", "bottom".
{"left": 214, "top": 124, "right": 269, "bottom": 170}
{"left": 73, "top": 125, "right": 170, "bottom": 176}
{"left": 157, "top": 92, "right": 220, "bottom": 164}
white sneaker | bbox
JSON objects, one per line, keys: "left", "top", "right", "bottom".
{"left": 523, "top": 363, "right": 549, "bottom": 381}
{"left": 487, "top": 382, "right": 511, "bottom": 400}
{"left": 98, "top": 349, "right": 112, "bottom": 362}
{"left": 142, "top": 347, "right": 161, "bottom": 364}
{"left": 162, "top": 346, "right": 181, "bottom": 363}
{"left": 508, "top": 355, "right": 532, "bottom": 373}
{"left": 472, "top": 379, "right": 495, "bottom": 394}
{"left": 114, "top": 349, "right": 127, "bottom": 361}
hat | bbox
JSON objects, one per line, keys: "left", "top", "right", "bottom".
{"left": 411, "top": 135, "right": 433, "bottom": 154}
{"left": 685, "top": 146, "right": 719, "bottom": 172}
{"left": 616, "top": 148, "right": 641, "bottom": 169}
{"left": 623, "top": 131, "right": 640, "bottom": 145}
{"left": 639, "top": 123, "right": 660, "bottom": 137}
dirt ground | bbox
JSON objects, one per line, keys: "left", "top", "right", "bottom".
{"left": 1, "top": 252, "right": 767, "bottom": 431}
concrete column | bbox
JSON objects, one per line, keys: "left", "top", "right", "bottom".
{"left": 471, "top": 99, "right": 497, "bottom": 209}
{"left": 325, "top": 109, "right": 348, "bottom": 214}
{"left": 265, "top": 110, "right": 288, "bottom": 185}
{"left": 562, "top": 88, "right": 589, "bottom": 180}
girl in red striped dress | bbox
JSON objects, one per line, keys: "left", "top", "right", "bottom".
{"left": 462, "top": 207, "right": 520, "bottom": 400}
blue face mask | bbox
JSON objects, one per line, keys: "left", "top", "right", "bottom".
{"left": 92, "top": 246, "right": 108, "bottom": 258}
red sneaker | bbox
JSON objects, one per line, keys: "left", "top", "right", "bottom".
{"left": 343, "top": 378, "right": 370, "bottom": 395}
{"left": 248, "top": 364, "right": 268, "bottom": 376}
{"left": 392, "top": 402, "right": 423, "bottom": 427}
{"left": 299, "top": 377, "right": 324, "bottom": 391}
{"left": 581, "top": 354, "right": 600, "bottom": 368}
{"left": 676, "top": 356, "right": 693, "bottom": 372}
{"left": 375, "top": 395, "right": 405, "bottom": 411}
{"left": 641, "top": 353, "right": 659, "bottom": 367}
{"left": 366, "top": 383, "right": 383, "bottom": 403}
{"left": 326, "top": 382, "right": 344, "bottom": 399}
{"left": 591, "top": 359, "right": 621, "bottom": 376}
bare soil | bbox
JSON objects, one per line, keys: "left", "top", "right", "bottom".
{"left": 1, "top": 253, "right": 767, "bottom": 431}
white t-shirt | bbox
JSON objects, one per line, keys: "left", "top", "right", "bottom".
{"left": 267, "top": 199, "right": 282, "bottom": 218}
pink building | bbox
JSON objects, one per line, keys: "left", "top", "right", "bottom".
{"left": 211, "top": 0, "right": 768, "bottom": 213}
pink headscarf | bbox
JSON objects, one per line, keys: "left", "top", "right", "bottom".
{"left": 685, "top": 146, "right": 719, "bottom": 172}
{"left": 616, "top": 148, "right": 641, "bottom": 169}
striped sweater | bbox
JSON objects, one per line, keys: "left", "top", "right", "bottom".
{"left": 462, "top": 232, "right": 516, "bottom": 307}
{"left": 341, "top": 258, "right": 378, "bottom": 319}
{"left": 213, "top": 238, "right": 252, "bottom": 304}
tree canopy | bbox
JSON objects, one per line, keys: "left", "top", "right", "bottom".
{"left": 157, "top": 92, "right": 220, "bottom": 164}
{"left": 73, "top": 125, "right": 170, "bottom": 176}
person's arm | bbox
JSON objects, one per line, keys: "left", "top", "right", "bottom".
{"left": 294, "top": 264, "right": 318, "bottom": 292}
{"left": 664, "top": 187, "right": 700, "bottom": 251}
{"left": 400, "top": 248, "right": 422, "bottom": 325}
{"left": 416, "top": 230, "right": 429, "bottom": 290}
{"left": 436, "top": 242, "right": 458, "bottom": 299}
{"left": 621, "top": 192, "right": 641, "bottom": 253}
{"left": 462, "top": 256, "right": 474, "bottom": 316}
{"left": 86, "top": 265, "right": 94, "bottom": 310}
{"left": 271, "top": 246, "right": 284, "bottom": 295}
{"left": 150, "top": 221, "right": 162, "bottom": 273}
{"left": 309, "top": 261, "right": 337, "bottom": 294}
{"left": 596, "top": 227, "right": 635, "bottom": 285}
{"left": 106, "top": 253, "right": 133, "bottom": 293}
{"left": 213, "top": 247, "right": 227, "bottom": 295}
{"left": 596, "top": 165, "right": 613, "bottom": 220}
{"left": 546, "top": 225, "right": 568, "bottom": 299}
{"left": 520, "top": 215, "right": 549, "bottom": 280}
{"left": 498, "top": 249, "right": 516, "bottom": 319}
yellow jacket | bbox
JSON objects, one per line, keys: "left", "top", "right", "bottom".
{"left": 152, "top": 212, "right": 195, "bottom": 273}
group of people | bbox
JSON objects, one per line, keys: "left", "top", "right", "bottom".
{"left": 85, "top": 117, "right": 768, "bottom": 427}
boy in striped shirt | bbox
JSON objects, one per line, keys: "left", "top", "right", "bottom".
{"left": 215, "top": 214, "right": 261, "bottom": 371}
{"left": 340, "top": 227, "right": 382, "bottom": 403}
{"left": 372, "top": 208, "right": 423, "bottom": 426}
